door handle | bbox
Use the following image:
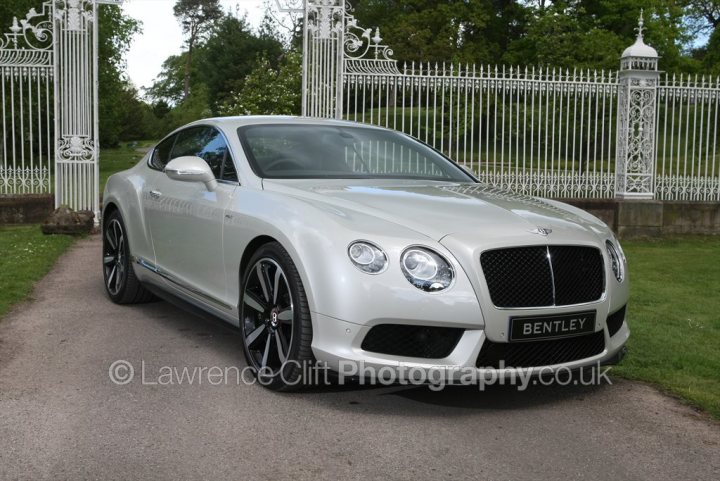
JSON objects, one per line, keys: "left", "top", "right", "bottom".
{"left": 149, "top": 190, "right": 162, "bottom": 199}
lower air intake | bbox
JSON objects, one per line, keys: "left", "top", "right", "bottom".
{"left": 476, "top": 330, "right": 605, "bottom": 369}
{"left": 361, "top": 324, "right": 464, "bottom": 359}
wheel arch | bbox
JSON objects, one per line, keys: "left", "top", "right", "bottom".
{"left": 235, "top": 229, "right": 321, "bottom": 317}
{"left": 239, "top": 235, "right": 278, "bottom": 280}
{"left": 102, "top": 201, "right": 119, "bottom": 225}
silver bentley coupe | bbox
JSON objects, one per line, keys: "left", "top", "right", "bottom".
{"left": 102, "top": 116, "right": 630, "bottom": 390}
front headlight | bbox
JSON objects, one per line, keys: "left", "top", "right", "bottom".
{"left": 606, "top": 240, "right": 625, "bottom": 283}
{"left": 348, "top": 241, "right": 388, "bottom": 274}
{"left": 401, "top": 247, "right": 454, "bottom": 292}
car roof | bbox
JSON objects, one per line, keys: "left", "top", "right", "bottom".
{"left": 185, "top": 115, "right": 388, "bottom": 131}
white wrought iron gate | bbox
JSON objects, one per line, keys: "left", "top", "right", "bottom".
{"left": 287, "top": 1, "right": 720, "bottom": 202}
{"left": 0, "top": 2, "right": 54, "bottom": 195}
{"left": 54, "top": 0, "right": 100, "bottom": 217}
{"left": 1, "top": 0, "right": 103, "bottom": 218}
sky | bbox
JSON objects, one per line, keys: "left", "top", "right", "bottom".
{"left": 122, "top": 0, "right": 267, "bottom": 90}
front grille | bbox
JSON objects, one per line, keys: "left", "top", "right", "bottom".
{"left": 476, "top": 330, "right": 606, "bottom": 369}
{"left": 361, "top": 324, "right": 464, "bottom": 359}
{"left": 607, "top": 305, "right": 627, "bottom": 337}
{"left": 480, "top": 246, "right": 605, "bottom": 308}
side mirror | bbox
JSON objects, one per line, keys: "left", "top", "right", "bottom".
{"left": 165, "top": 156, "right": 217, "bottom": 191}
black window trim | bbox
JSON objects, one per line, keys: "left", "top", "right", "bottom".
{"left": 148, "top": 124, "right": 241, "bottom": 185}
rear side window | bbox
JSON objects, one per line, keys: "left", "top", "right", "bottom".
{"left": 149, "top": 134, "right": 176, "bottom": 170}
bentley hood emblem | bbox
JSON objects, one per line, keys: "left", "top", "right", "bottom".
{"left": 530, "top": 227, "right": 553, "bottom": 236}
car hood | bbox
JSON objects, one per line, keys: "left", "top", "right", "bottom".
{"left": 262, "top": 179, "right": 609, "bottom": 242}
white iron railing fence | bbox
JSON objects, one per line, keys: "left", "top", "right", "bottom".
{"left": 344, "top": 65, "right": 620, "bottom": 199}
{"left": 0, "top": 2, "right": 54, "bottom": 195}
{"left": 656, "top": 76, "right": 720, "bottom": 201}
{"left": 0, "top": 0, "right": 101, "bottom": 220}
{"left": 283, "top": 0, "right": 720, "bottom": 202}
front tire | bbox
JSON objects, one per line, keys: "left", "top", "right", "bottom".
{"left": 102, "top": 210, "right": 154, "bottom": 304}
{"left": 240, "top": 242, "right": 314, "bottom": 391}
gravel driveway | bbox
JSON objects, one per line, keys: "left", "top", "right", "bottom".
{"left": 0, "top": 236, "right": 718, "bottom": 480}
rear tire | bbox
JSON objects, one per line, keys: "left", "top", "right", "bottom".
{"left": 239, "top": 242, "right": 315, "bottom": 391}
{"left": 102, "top": 210, "right": 154, "bottom": 304}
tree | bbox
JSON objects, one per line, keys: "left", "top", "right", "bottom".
{"left": 219, "top": 51, "right": 302, "bottom": 116}
{"left": 198, "top": 14, "right": 284, "bottom": 110}
{"left": 148, "top": 13, "right": 286, "bottom": 113}
{"left": 144, "top": 53, "right": 191, "bottom": 105}
{"left": 173, "top": 0, "right": 223, "bottom": 99}
{"left": 350, "top": 0, "right": 528, "bottom": 64}
{"left": 97, "top": 5, "right": 144, "bottom": 146}
{"left": 350, "top": 0, "right": 702, "bottom": 73}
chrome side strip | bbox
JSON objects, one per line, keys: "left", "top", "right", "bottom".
{"left": 133, "top": 256, "right": 234, "bottom": 311}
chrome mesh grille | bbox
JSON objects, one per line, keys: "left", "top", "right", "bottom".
{"left": 480, "top": 246, "right": 605, "bottom": 308}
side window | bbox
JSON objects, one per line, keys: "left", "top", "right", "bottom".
{"left": 220, "top": 148, "right": 238, "bottom": 183}
{"left": 171, "top": 127, "right": 236, "bottom": 181}
{"left": 149, "top": 134, "right": 176, "bottom": 170}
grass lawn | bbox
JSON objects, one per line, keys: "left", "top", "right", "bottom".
{"left": 616, "top": 236, "right": 720, "bottom": 419}
{"left": 0, "top": 225, "right": 76, "bottom": 319}
{"left": 100, "top": 140, "right": 157, "bottom": 193}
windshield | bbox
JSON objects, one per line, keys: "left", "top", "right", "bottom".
{"left": 237, "top": 124, "right": 474, "bottom": 181}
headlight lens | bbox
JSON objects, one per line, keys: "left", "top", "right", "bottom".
{"left": 348, "top": 241, "right": 388, "bottom": 274}
{"left": 606, "top": 240, "right": 624, "bottom": 282}
{"left": 401, "top": 247, "right": 454, "bottom": 292}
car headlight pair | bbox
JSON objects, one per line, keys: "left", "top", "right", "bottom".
{"left": 605, "top": 238, "right": 626, "bottom": 283}
{"left": 348, "top": 241, "right": 454, "bottom": 292}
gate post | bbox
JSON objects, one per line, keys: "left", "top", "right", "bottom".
{"left": 278, "top": 0, "right": 345, "bottom": 119}
{"left": 615, "top": 11, "right": 659, "bottom": 199}
{"left": 53, "top": 0, "right": 101, "bottom": 220}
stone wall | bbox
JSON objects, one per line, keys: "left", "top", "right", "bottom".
{"left": 0, "top": 195, "right": 54, "bottom": 224}
{"left": 563, "top": 199, "right": 720, "bottom": 239}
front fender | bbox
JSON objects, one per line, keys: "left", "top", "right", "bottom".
{"left": 102, "top": 157, "right": 156, "bottom": 269}
{"left": 223, "top": 189, "right": 485, "bottom": 332}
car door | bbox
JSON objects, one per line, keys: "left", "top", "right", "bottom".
{"left": 143, "top": 126, "right": 238, "bottom": 312}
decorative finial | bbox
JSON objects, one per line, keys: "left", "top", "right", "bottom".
{"left": 636, "top": 9, "right": 645, "bottom": 40}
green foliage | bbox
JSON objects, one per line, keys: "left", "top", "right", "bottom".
{"left": 145, "top": 53, "right": 191, "bottom": 106}
{"left": 351, "top": 0, "right": 706, "bottom": 74}
{"left": 198, "top": 15, "right": 284, "bottom": 109}
{"left": 502, "top": 8, "right": 627, "bottom": 71}
{"left": 0, "top": 225, "right": 75, "bottom": 320}
{"left": 0, "top": 0, "right": 38, "bottom": 31}
{"left": 219, "top": 51, "right": 302, "bottom": 116}
{"left": 173, "top": 0, "right": 223, "bottom": 43}
{"left": 97, "top": 6, "right": 143, "bottom": 147}
{"left": 351, "top": 0, "right": 524, "bottom": 64}
{"left": 173, "top": 0, "right": 223, "bottom": 99}
{"left": 701, "top": 27, "right": 720, "bottom": 73}
{"left": 159, "top": 84, "right": 213, "bottom": 132}
{"left": 147, "top": 14, "right": 285, "bottom": 112}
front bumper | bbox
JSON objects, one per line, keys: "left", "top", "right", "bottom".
{"left": 310, "top": 308, "right": 630, "bottom": 381}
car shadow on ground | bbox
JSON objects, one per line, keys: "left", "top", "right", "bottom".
{"left": 134, "top": 297, "right": 614, "bottom": 414}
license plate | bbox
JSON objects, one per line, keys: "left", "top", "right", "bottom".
{"left": 510, "top": 311, "right": 596, "bottom": 342}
